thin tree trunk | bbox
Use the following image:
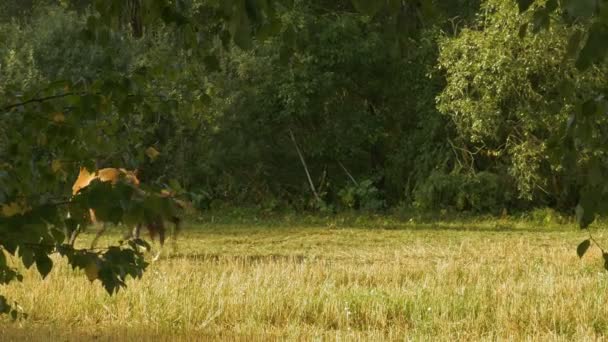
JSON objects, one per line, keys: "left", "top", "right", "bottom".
{"left": 289, "top": 129, "right": 321, "bottom": 202}
{"left": 338, "top": 161, "right": 358, "bottom": 186}
{"left": 127, "top": 0, "right": 143, "bottom": 38}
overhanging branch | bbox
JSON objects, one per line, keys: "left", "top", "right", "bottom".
{"left": 2, "top": 93, "right": 76, "bottom": 111}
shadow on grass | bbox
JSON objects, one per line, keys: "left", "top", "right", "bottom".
{"left": 1, "top": 325, "right": 279, "bottom": 342}
{"left": 164, "top": 252, "right": 309, "bottom": 264}
{"left": 185, "top": 208, "right": 578, "bottom": 234}
{"left": 184, "top": 220, "right": 575, "bottom": 234}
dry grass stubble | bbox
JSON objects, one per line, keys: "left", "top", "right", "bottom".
{"left": 2, "top": 217, "right": 608, "bottom": 340}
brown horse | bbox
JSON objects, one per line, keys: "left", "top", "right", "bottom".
{"left": 68, "top": 167, "right": 182, "bottom": 258}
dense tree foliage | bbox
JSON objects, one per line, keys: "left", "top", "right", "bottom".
{"left": 438, "top": 0, "right": 608, "bottom": 209}
{"left": 510, "top": 0, "right": 608, "bottom": 264}
{"left": 2, "top": 0, "right": 608, "bottom": 316}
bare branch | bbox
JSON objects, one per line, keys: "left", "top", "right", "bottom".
{"left": 2, "top": 93, "right": 77, "bottom": 111}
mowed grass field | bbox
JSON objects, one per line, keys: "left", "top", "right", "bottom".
{"left": 2, "top": 213, "right": 608, "bottom": 340}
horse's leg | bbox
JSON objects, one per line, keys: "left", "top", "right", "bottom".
{"left": 66, "top": 210, "right": 85, "bottom": 247}
{"left": 90, "top": 222, "right": 107, "bottom": 249}
{"left": 170, "top": 216, "right": 181, "bottom": 254}
{"left": 152, "top": 219, "right": 166, "bottom": 262}
{"left": 68, "top": 224, "right": 81, "bottom": 247}
{"left": 120, "top": 222, "right": 141, "bottom": 242}
{"left": 132, "top": 223, "right": 141, "bottom": 239}
{"left": 125, "top": 223, "right": 141, "bottom": 240}
{"left": 128, "top": 223, "right": 150, "bottom": 253}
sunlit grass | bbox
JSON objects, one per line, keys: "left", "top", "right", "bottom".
{"left": 2, "top": 212, "right": 608, "bottom": 340}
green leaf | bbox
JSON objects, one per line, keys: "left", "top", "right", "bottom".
{"left": 0, "top": 265, "right": 22, "bottom": 285}
{"left": 351, "top": 0, "right": 385, "bottom": 16}
{"left": 50, "top": 227, "right": 65, "bottom": 244}
{"left": 128, "top": 238, "right": 151, "bottom": 252}
{"left": 92, "top": 246, "right": 149, "bottom": 295}
{"left": 231, "top": 11, "right": 253, "bottom": 50}
{"left": 577, "top": 239, "right": 591, "bottom": 258}
{"left": 0, "top": 248, "right": 22, "bottom": 286}
{"left": 576, "top": 188, "right": 599, "bottom": 229}
{"left": 0, "top": 295, "right": 10, "bottom": 314}
{"left": 35, "top": 254, "right": 53, "bottom": 279}
{"left": 20, "top": 247, "right": 35, "bottom": 269}
{"left": 98, "top": 266, "right": 119, "bottom": 295}
{"left": 545, "top": 0, "right": 558, "bottom": 12}
{"left": 518, "top": 23, "right": 528, "bottom": 39}
{"left": 203, "top": 55, "right": 221, "bottom": 72}
{"left": 531, "top": 9, "right": 550, "bottom": 33}
{"left": 256, "top": 13, "right": 282, "bottom": 41}
{"left": 576, "top": 23, "right": 608, "bottom": 70}
{"left": 64, "top": 217, "right": 80, "bottom": 240}
{"left": 63, "top": 250, "right": 97, "bottom": 271}
{"left": 562, "top": 0, "right": 598, "bottom": 18}
{"left": 582, "top": 99, "right": 598, "bottom": 117}
{"left": 85, "top": 261, "right": 99, "bottom": 282}
{"left": 588, "top": 159, "right": 604, "bottom": 186}
{"left": 161, "top": 5, "right": 188, "bottom": 25}
{"left": 244, "top": 0, "right": 263, "bottom": 23}
{"left": 123, "top": 201, "right": 145, "bottom": 228}
{"left": 516, "top": 0, "right": 535, "bottom": 13}
{"left": 2, "top": 239, "right": 17, "bottom": 256}
{"left": 565, "top": 31, "right": 583, "bottom": 59}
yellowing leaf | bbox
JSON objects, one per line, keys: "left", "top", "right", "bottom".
{"left": 1, "top": 202, "right": 27, "bottom": 217}
{"left": 37, "top": 133, "right": 48, "bottom": 146}
{"left": 52, "top": 112, "right": 65, "bottom": 123}
{"left": 145, "top": 147, "right": 160, "bottom": 161}
{"left": 51, "top": 159, "right": 62, "bottom": 173}
{"left": 85, "top": 262, "right": 99, "bottom": 282}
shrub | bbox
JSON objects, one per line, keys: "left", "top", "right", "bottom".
{"left": 414, "top": 171, "right": 512, "bottom": 213}
{"left": 338, "top": 178, "right": 385, "bottom": 211}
